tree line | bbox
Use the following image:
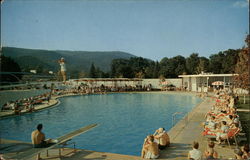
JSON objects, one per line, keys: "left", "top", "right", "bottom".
{"left": 1, "top": 34, "right": 248, "bottom": 82}
{"left": 88, "top": 49, "right": 241, "bottom": 79}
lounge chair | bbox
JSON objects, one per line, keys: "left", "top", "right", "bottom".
{"left": 203, "top": 126, "right": 241, "bottom": 147}
{"left": 226, "top": 127, "right": 241, "bottom": 148}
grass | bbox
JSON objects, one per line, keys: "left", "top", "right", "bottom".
{"left": 236, "top": 95, "right": 250, "bottom": 143}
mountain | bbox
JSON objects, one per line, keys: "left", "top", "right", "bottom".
{"left": 2, "top": 47, "right": 136, "bottom": 74}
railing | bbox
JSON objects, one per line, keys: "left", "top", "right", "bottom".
{"left": 0, "top": 72, "right": 57, "bottom": 89}
{"left": 172, "top": 112, "right": 189, "bottom": 127}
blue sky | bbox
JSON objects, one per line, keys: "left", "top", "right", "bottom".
{"left": 1, "top": 0, "right": 249, "bottom": 61}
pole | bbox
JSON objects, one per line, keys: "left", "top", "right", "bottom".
{"left": 0, "top": 0, "right": 2, "bottom": 56}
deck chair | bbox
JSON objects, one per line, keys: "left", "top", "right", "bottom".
{"left": 225, "top": 127, "right": 241, "bottom": 148}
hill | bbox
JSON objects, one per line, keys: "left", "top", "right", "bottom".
{"left": 2, "top": 47, "right": 136, "bottom": 74}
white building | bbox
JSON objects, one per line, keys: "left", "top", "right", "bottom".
{"left": 178, "top": 73, "right": 238, "bottom": 92}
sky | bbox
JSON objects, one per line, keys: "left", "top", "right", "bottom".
{"left": 1, "top": 0, "right": 249, "bottom": 61}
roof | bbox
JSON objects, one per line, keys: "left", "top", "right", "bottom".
{"left": 178, "top": 73, "right": 238, "bottom": 78}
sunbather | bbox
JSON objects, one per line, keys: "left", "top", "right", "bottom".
{"left": 216, "top": 121, "right": 229, "bottom": 144}
{"left": 154, "top": 128, "right": 170, "bottom": 150}
{"left": 141, "top": 136, "right": 159, "bottom": 159}
{"left": 141, "top": 135, "right": 154, "bottom": 158}
{"left": 31, "top": 124, "right": 53, "bottom": 148}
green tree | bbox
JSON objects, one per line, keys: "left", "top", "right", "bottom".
{"left": 221, "top": 49, "right": 239, "bottom": 73}
{"left": 196, "top": 57, "right": 209, "bottom": 74}
{"left": 89, "top": 63, "right": 97, "bottom": 78}
{"left": 186, "top": 53, "right": 200, "bottom": 74}
{"left": 111, "top": 59, "right": 131, "bottom": 78}
{"left": 209, "top": 52, "right": 224, "bottom": 74}
{"left": 159, "top": 55, "right": 186, "bottom": 78}
{"left": 173, "top": 55, "right": 187, "bottom": 76}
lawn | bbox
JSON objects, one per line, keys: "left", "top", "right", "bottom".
{"left": 237, "top": 95, "right": 250, "bottom": 143}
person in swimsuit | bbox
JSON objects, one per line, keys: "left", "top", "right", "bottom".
{"left": 154, "top": 128, "right": 170, "bottom": 150}
{"left": 141, "top": 136, "right": 159, "bottom": 159}
{"left": 58, "top": 57, "right": 67, "bottom": 82}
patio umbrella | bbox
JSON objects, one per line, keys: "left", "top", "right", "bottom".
{"left": 212, "top": 81, "right": 224, "bottom": 85}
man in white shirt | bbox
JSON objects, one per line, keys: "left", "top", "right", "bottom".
{"left": 188, "top": 141, "right": 202, "bottom": 160}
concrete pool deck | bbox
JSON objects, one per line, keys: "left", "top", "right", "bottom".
{"left": 160, "top": 96, "right": 236, "bottom": 160}
{"left": 0, "top": 92, "right": 238, "bottom": 159}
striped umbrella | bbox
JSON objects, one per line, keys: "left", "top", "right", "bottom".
{"left": 212, "top": 81, "right": 224, "bottom": 86}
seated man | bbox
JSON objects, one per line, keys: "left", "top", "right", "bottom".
{"left": 31, "top": 124, "right": 53, "bottom": 148}
{"left": 141, "top": 136, "right": 159, "bottom": 159}
{"left": 188, "top": 141, "right": 202, "bottom": 160}
{"left": 154, "top": 128, "right": 170, "bottom": 150}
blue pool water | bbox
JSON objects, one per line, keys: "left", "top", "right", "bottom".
{"left": 0, "top": 93, "right": 202, "bottom": 156}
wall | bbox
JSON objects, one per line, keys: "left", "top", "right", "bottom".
{"left": 142, "top": 79, "right": 182, "bottom": 89}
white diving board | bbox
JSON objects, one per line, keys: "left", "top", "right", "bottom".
{"left": 4, "top": 124, "right": 98, "bottom": 160}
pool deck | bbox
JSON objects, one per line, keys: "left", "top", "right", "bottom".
{"left": 160, "top": 96, "right": 236, "bottom": 160}
{"left": 0, "top": 91, "right": 237, "bottom": 159}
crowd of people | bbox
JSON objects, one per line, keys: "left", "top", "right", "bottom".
{"left": 188, "top": 141, "right": 250, "bottom": 160}
{"left": 186, "top": 89, "right": 250, "bottom": 160}
{"left": 1, "top": 93, "right": 50, "bottom": 114}
{"left": 0, "top": 83, "right": 153, "bottom": 115}
{"left": 141, "top": 128, "right": 170, "bottom": 159}
{"left": 202, "top": 89, "right": 241, "bottom": 145}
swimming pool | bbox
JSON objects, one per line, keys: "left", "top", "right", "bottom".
{"left": 0, "top": 93, "right": 202, "bottom": 156}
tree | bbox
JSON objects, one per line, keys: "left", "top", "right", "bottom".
{"left": 159, "top": 55, "right": 186, "bottom": 78}
{"left": 89, "top": 63, "right": 97, "bottom": 78}
{"left": 221, "top": 49, "right": 239, "bottom": 73}
{"left": 0, "top": 55, "right": 22, "bottom": 83}
{"left": 186, "top": 53, "right": 200, "bottom": 74}
{"left": 234, "top": 35, "right": 249, "bottom": 104}
{"left": 209, "top": 52, "right": 224, "bottom": 74}
{"left": 196, "top": 57, "right": 209, "bottom": 74}
{"left": 153, "top": 61, "right": 160, "bottom": 78}
{"left": 111, "top": 59, "right": 132, "bottom": 78}
{"left": 173, "top": 55, "right": 187, "bottom": 76}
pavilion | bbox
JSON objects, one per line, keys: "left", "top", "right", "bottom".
{"left": 178, "top": 73, "right": 238, "bottom": 92}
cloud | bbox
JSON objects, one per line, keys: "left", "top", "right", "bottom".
{"left": 233, "top": 0, "right": 249, "bottom": 8}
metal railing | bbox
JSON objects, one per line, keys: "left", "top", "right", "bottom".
{"left": 172, "top": 112, "right": 189, "bottom": 127}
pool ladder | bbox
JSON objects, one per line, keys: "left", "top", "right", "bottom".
{"left": 172, "top": 112, "right": 188, "bottom": 127}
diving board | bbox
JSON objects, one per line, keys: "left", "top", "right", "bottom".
{"left": 4, "top": 124, "right": 98, "bottom": 160}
